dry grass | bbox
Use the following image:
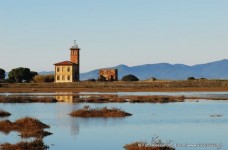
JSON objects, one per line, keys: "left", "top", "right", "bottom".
{"left": 0, "top": 109, "right": 11, "bottom": 117}
{"left": 124, "top": 142, "right": 175, "bottom": 150}
{"left": 124, "top": 136, "right": 175, "bottom": 150}
{"left": 0, "top": 117, "right": 52, "bottom": 138}
{"left": 2, "top": 80, "right": 228, "bottom": 93}
{"left": 0, "top": 96, "right": 57, "bottom": 103}
{"left": 0, "top": 139, "right": 49, "bottom": 150}
{"left": 70, "top": 106, "right": 132, "bottom": 117}
{"left": 77, "top": 95, "right": 185, "bottom": 103}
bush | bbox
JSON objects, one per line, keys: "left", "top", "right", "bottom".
{"left": 86, "top": 78, "right": 96, "bottom": 82}
{"left": 122, "top": 74, "right": 139, "bottom": 81}
{"left": 33, "top": 74, "right": 54, "bottom": 83}
{"left": 97, "top": 75, "right": 106, "bottom": 81}
{"left": 187, "top": 77, "right": 196, "bottom": 80}
{"left": 0, "top": 68, "right": 6, "bottom": 80}
{"left": 150, "top": 77, "right": 157, "bottom": 81}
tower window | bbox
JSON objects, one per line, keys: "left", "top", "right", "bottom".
{"left": 68, "top": 76, "right": 70, "bottom": 80}
{"left": 57, "top": 67, "right": 60, "bottom": 72}
{"left": 67, "top": 67, "right": 70, "bottom": 72}
{"left": 57, "top": 76, "right": 60, "bottom": 80}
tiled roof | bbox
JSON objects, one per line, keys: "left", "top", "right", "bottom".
{"left": 54, "top": 61, "right": 77, "bottom": 65}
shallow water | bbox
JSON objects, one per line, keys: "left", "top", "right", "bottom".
{"left": 2, "top": 91, "right": 228, "bottom": 98}
{"left": 0, "top": 93, "right": 228, "bottom": 150}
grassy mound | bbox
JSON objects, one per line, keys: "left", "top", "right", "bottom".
{"left": 70, "top": 106, "right": 132, "bottom": 117}
{"left": 124, "top": 136, "right": 175, "bottom": 150}
{"left": 0, "top": 139, "right": 49, "bottom": 150}
{"left": 0, "top": 117, "right": 52, "bottom": 138}
{"left": 0, "top": 109, "right": 11, "bottom": 117}
{"left": 124, "top": 142, "right": 175, "bottom": 150}
{"left": 0, "top": 96, "right": 57, "bottom": 103}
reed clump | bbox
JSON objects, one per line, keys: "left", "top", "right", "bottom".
{"left": 33, "top": 74, "right": 54, "bottom": 83}
{"left": 78, "top": 95, "right": 185, "bottom": 103}
{"left": 0, "top": 109, "right": 11, "bottom": 117}
{"left": 124, "top": 142, "right": 175, "bottom": 150}
{"left": 70, "top": 106, "right": 132, "bottom": 117}
{"left": 0, "top": 117, "right": 52, "bottom": 138}
{"left": 124, "top": 136, "right": 175, "bottom": 150}
{"left": 0, "top": 96, "right": 57, "bottom": 103}
{"left": 0, "top": 139, "right": 49, "bottom": 150}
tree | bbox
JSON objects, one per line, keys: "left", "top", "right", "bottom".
{"left": 121, "top": 74, "right": 139, "bottom": 81}
{"left": 8, "top": 67, "right": 38, "bottom": 83}
{"left": 30, "top": 71, "right": 38, "bottom": 81}
{"left": 0, "top": 68, "right": 6, "bottom": 80}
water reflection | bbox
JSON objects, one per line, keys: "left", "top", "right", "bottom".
{"left": 56, "top": 95, "right": 73, "bottom": 103}
{"left": 55, "top": 94, "right": 79, "bottom": 103}
{"left": 1, "top": 98, "right": 228, "bottom": 150}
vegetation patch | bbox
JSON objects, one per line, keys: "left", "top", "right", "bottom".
{"left": 78, "top": 95, "right": 185, "bottom": 103}
{"left": 0, "top": 109, "right": 11, "bottom": 117}
{"left": 70, "top": 106, "right": 132, "bottom": 117}
{"left": 124, "top": 142, "right": 175, "bottom": 150}
{"left": 0, "top": 96, "right": 57, "bottom": 103}
{"left": 0, "top": 139, "right": 49, "bottom": 150}
{"left": 124, "top": 136, "right": 175, "bottom": 150}
{"left": 0, "top": 117, "right": 52, "bottom": 139}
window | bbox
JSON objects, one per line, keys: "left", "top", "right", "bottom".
{"left": 57, "top": 67, "right": 60, "bottom": 72}
{"left": 67, "top": 76, "right": 70, "bottom": 80}
{"left": 67, "top": 67, "right": 70, "bottom": 72}
{"left": 62, "top": 67, "right": 65, "bottom": 72}
{"left": 57, "top": 76, "right": 60, "bottom": 80}
{"left": 62, "top": 75, "right": 65, "bottom": 80}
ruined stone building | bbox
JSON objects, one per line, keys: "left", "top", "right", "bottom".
{"left": 54, "top": 41, "right": 81, "bottom": 83}
{"left": 99, "top": 69, "right": 118, "bottom": 81}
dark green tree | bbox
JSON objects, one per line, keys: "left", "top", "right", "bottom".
{"left": 121, "top": 74, "right": 139, "bottom": 81}
{"left": 0, "top": 68, "right": 6, "bottom": 80}
{"left": 29, "top": 71, "right": 38, "bottom": 81}
{"left": 8, "top": 67, "right": 38, "bottom": 83}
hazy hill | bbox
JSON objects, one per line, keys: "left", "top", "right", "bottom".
{"left": 80, "top": 59, "right": 228, "bottom": 80}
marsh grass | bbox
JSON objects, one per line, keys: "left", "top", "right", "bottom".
{"left": 0, "top": 96, "right": 57, "bottom": 103}
{"left": 0, "top": 109, "right": 11, "bottom": 117}
{"left": 0, "top": 139, "right": 49, "bottom": 150}
{"left": 78, "top": 95, "right": 185, "bottom": 103}
{"left": 124, "top": 135, "right": 175, "bottom": 150}
{"left": 70, "top": 106, "right": 132, "bottom": 117}
{"left": 0, "top": 117, "right": 52, "bottom": 138}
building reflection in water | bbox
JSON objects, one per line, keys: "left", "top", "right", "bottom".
{"left": 55, "top": 94, "right": 79, "bottom": 103}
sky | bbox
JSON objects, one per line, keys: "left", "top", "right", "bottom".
{"left": 0, "top": 0, "right": 228, "bottom": 72}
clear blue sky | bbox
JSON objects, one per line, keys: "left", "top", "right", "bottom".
{"left": 0, "top": 0, "right": 228, "bottom": 72}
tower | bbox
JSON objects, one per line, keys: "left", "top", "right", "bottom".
{"left": 70, "top": 40, "right": 80, "bottom": 81}
{"left": 70, "top": 40, "right": 80, "bottom": 64}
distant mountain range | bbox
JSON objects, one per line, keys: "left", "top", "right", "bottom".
{"left": 78, "top": 59, "right": 228, "bottom": 80}
{"left": 5, "top": 59, "right": 228, "bottom": 80}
